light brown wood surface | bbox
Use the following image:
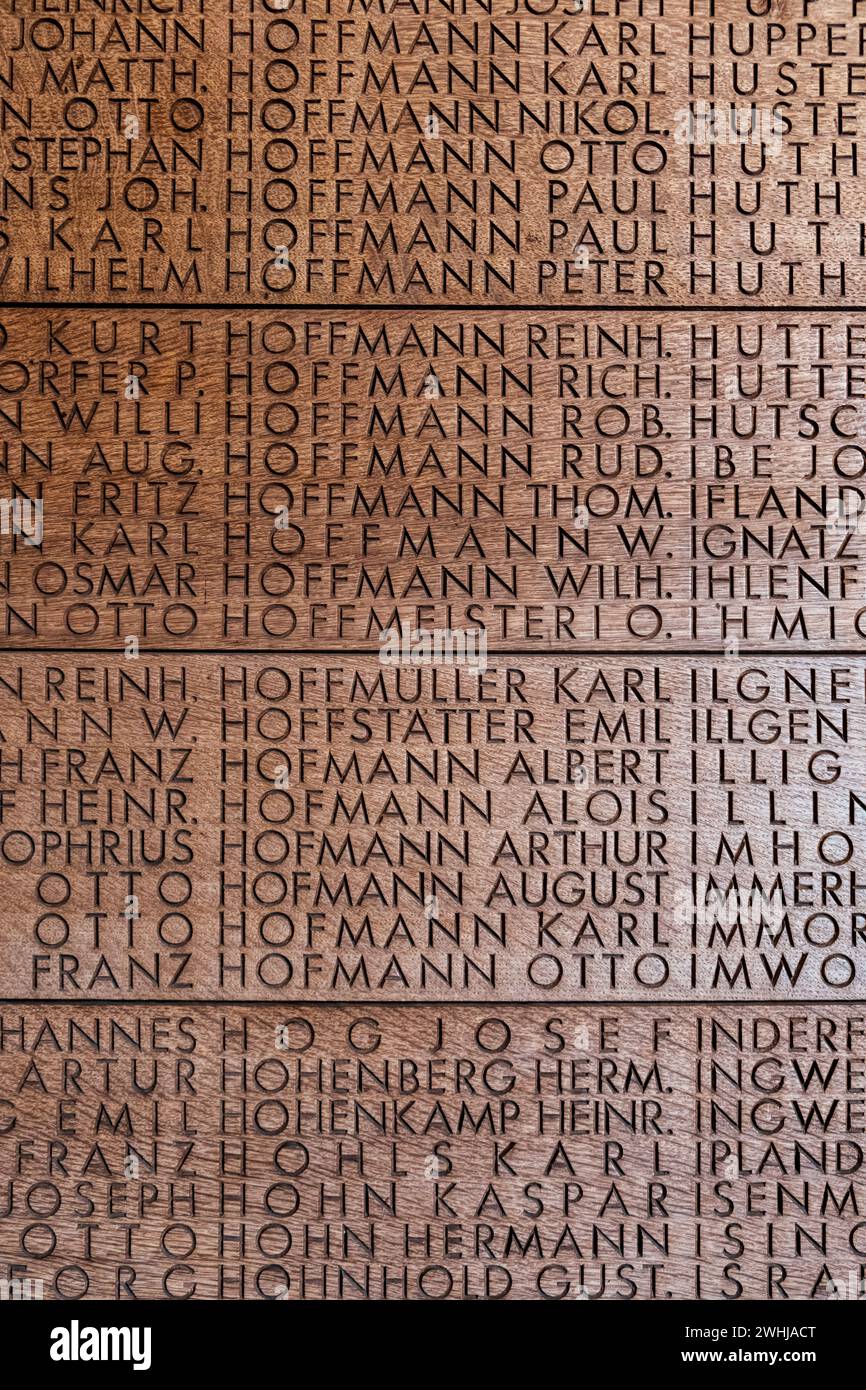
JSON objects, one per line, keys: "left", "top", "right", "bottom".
{"left": 0, "top": 1002, "right": 863, "bottom": 1300}
{"left": 1, "top": 0, "right": 865, "bottom": 1301}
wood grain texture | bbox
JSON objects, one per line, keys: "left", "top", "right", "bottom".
{"left": 1, "top": 0, "right": 865, "bottom": 1304}
{"left": 0, "top": 0, "right": 863, "bottom": 305}
{"left": 0, "top": 1003, "right": 862, "bottom": 1300}
{"left": 0, "top": 653, "right": 863, "bottom": 1002}
{"left": 1, "top": 307, "right": 865, "bottom": 650}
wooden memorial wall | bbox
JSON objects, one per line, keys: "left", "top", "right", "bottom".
{"left": 0, "top": 0, "right": 864, "bottom": 1306}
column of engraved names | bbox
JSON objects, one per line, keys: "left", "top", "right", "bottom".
{"left": 685, "top": 0, "right": 864, "bottom": 304}
{"left": 688, "top": 315, "right": 866, "bottom": 648}
{"left": 225, "top": 0, "right": 300, "bottom": 301}
{"left": 211, "top": 655, "right": 691, "bottom": 999}
{"left": 691, "top": 659, "right": 866, "bottom": 998}
{"left": 692, "top": 1009, "right": 866, "bottom": 1300}
{"left": 4, "top": 1002, "right": 860, "bottom": 1299}
{"left": 221, "top": 316, "right": 298, "bottom": 645}
{"left": 0, "top": 1006, "right": 210, "bottom": 1299}
{"left": 0, "top": 310, "right": 211, "bottom": 648}
{"left": 0, "top": 0, "right": 216, "bottom": 299}
{"left": 215, "top": 1005, "right": 696, "bottom": 1299}
{"left": 253, "top": 310, "right": 685, "bottom": 648}
{"left": 0, "top": 655, "right": 205, "bottom": 997}
{"left": 284, "top": 0, "right": 675, "bottom": 304}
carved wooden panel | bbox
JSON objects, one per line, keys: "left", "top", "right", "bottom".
{"left": 1, "top": 0, "right": 865, "bottom": 1306}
